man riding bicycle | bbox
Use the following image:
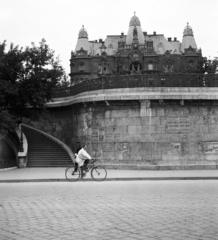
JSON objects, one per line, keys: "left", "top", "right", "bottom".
{"left": 65, "top": 144, "right": 107, "bottom": 181}
{"left": 74, "top": 144, "right": 91, "bottom": 177}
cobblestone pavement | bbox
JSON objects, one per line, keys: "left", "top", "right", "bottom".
{"left": 1, "top": 180, "right": 218, "bottom": 240}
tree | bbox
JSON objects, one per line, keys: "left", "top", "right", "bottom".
{"left": 0, "top": 39, "right": 66, "bottom": 133}
{"left": 203, "top": 57, "right": 218, "bottom": 74}
{"left": 20, "top": 39, "right": 65, "bottom": 108}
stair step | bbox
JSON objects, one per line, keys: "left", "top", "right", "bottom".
{"left": 22, "top": 125, "right": 72, "bottom": 167}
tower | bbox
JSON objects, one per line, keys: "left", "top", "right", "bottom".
{"left": 126, "top": 13, "right": 144, "bottom": 45}
{"left": 75, "top": 25, "right": 90, "bottom": 53}
{"left": 181, "top": 23, "right": 197, "bottom": 52}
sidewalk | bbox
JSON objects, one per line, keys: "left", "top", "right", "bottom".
{"left": 1, "top": 167, "right": 218, "bottom": 182}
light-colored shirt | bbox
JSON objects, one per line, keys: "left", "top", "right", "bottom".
{"left": 75, "top": 148, "right": 91, "bottom": 166}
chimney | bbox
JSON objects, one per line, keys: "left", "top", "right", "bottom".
{"left": 168, "top": 37, "right": 172, "bottom": 42}
{"left": 174, "top": 37, "right": 177, "bottom": 41}
{"left": 153, "top": 31, "right": 156, "bottom": 35}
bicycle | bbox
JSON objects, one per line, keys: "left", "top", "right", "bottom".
{"left": 65, "top": 159, "right": 107, "bottom": 181}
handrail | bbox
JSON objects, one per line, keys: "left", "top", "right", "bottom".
{"left": 52, "top": 73, "right": 218, "bottom": 98}
{"left": 21, "top": 123, "right": 75, "bottom": 162}
{"left": 16, "top": 129, "right": 28, "bottom": 157}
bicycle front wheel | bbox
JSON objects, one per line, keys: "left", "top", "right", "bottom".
{"left": 65, "top": 167, "right": 81, "bottom": 181}
{"left": 91, "top": 166, "right": 107, "bottom": 181}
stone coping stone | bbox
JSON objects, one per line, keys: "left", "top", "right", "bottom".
{"left": 47, "top": 87, "right": 218, "bottom": 107}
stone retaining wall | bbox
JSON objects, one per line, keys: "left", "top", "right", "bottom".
{"left": 37, "top": 100, "right": 218, "bottom": 169}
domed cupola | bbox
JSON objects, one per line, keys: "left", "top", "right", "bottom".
{"left": 183, "top": 22, "right": 194, "bottom": 37}
{"left": 78, "top": 25, "right": 88, "bottom": 39}
{"left": 126, "top": 13, "right": 144, "bottom": 45}
{"left": 75, "top": 25, "right": 90, "bottom": 53}
{"left": 181, "top": 22, "right": 197, "bottom": 52}
{"left": 129, "top": 14, "right": 141, "bottom": 27}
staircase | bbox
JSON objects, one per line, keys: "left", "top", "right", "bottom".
{"left": 22, "top": 125, "right": 73, "bottom": 167}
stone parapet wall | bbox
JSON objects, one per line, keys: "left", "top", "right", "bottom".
{"left": 54, "top": 74, "right": 218, "bottom": 98}
{"left": 47, "top": 87, "right": 218, "bottom": 108}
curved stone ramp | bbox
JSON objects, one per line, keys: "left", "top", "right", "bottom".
{"left": 22, "top": 124, "right": 74, "bottom": 167}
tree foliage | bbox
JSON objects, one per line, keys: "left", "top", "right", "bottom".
{"left": 203, "top": 57, "right": 218, "bottom": 74}
{"left": 0, "top": 39, "right": 66, "bottom": 133}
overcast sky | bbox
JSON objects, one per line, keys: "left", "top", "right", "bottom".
{"left": 0, "top": 0, "right": 218, "bottom": 75}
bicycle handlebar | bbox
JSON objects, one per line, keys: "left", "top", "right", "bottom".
{"left": 91, "top": 159, "right": 97, "bottom": 163}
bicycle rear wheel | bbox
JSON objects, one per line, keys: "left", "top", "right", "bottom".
{"left": 91, "top": 166, "right": 107, "bottom": 181}
{"left": 65, "top": 167, "right": 81, "bottom": 181}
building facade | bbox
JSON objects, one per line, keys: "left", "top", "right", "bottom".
{"left": 70, "top": 14, "right": 203, "bottom": 85}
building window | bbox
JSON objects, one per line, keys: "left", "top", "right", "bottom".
{"left": 147, "top": 41, "right": 153, "bottom": 52}
{"left": 148, "top": 64, "right": 154, "bottom": 71}
{"left": 79, "top": 62, "right": 85, "bottom": 72}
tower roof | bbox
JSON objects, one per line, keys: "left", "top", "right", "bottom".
{"left": 78, "top": 25, "right": 88, "bottom": 39}
{"left": 181, "top": 22, "right": 197, "bottom": 51}
{"left": 126, "top": 13, "right": 144, "bottom": 45}
{"left": 75, "top": 25, "right": 90, "bottom": 53}
{"left": 129, "top": 12, "right": 141, "bottom": 27}
{"left": 183, "top": 22, "right": 194, "bottom": 37}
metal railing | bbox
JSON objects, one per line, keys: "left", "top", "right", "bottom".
{"left": 53, "top": 73, "right": 218, "bottom": 98}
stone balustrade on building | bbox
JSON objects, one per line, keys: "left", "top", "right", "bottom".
{"left": 53, "top": 73, "right": 218, "bottom": 99}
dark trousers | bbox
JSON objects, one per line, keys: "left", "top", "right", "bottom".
{"left": 74, "top": 159, "right": 89, "bottom": 173}
{"left": 83, "top": 159, "right": 89, "bottom": 170}
{"left": 74, "top": 162, "right": 79, "bottom": 172}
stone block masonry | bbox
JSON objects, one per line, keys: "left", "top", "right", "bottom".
{"left": 34, "top": 99, "right": 218, "bottom": 169}
{"left": 70, "top": 100, "right": 218, "bottom": 168}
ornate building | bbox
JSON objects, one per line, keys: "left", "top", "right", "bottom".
{"left": 70, "top": 14, "right": 203, "bottom": 85}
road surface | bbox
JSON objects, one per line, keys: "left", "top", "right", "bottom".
{"left": 1, "top": 180, "right": 218, "bottom": 240}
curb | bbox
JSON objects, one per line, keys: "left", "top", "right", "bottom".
{"left": 0, "top": 167, "right": 17, "bottom": 172}
{"left": 1, "top": 176, "right": 218, "bottom": 183}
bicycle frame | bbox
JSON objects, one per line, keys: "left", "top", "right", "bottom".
{"left": 65, "top": 158, "right": 107, "bottom": 181}
{"left": 86, "top": 159, "right": 97, "bottom": 172}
